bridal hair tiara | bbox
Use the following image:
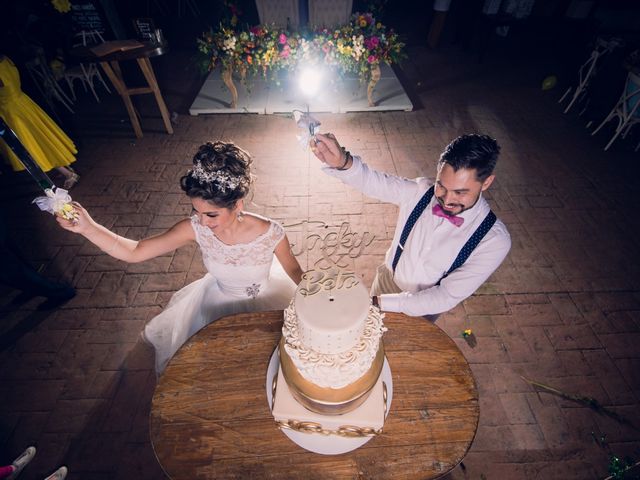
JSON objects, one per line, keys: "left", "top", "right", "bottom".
{"left": 189, "top": 160, "right": 245, "bottom": 193}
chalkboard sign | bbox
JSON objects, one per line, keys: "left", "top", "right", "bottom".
{"left": 133, "top": 18, "right": 157, "bottom": 41}
{"left": 70, "top": 0, "right": 107, "bottom": 34}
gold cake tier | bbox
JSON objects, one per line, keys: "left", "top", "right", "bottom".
{"left": 278, "top": 336, "right": 385, "bottom": 415}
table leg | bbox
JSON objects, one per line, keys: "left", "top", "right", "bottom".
{"left": 99, "top": 61, "right": 144, "bottom": 138}
{"left": 222, "top": 65, "right": 238, "bottom": 109}
{"left": 367, "top": 65, "right": 381, "bottom": 107}
{"left": 137, "top": 57, "right": 174, "bottom": 135}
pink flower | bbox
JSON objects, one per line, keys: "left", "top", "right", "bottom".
{"left": 367, "top": 54, "right": 377, "bottom": 64}
{"left": 365, "top": 36, "right": 380, "bottom": 50}
{"left": 280, "top": 45, "right": 290, "bottom": 58}
{"left": 279, "top": 33, "right": 287, "bottom": 44}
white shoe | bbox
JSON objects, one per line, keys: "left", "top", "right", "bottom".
{"left": 7, "top": 446, "right": 36, "bottom": 479}
{"left": 63, "top": 173, "right": 80, "bottom": 190}
{"left": 44, "top": 466, "right": 67, "bottom": 480}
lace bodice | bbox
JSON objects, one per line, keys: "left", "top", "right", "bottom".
{"left": 190, "top": 215, "right": 285, "bottom": 298}
{"left": 191, "top": 214, "right": 285, "bottom": 266}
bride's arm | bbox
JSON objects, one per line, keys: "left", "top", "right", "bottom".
{"left": 274, "top": 235, "right": 303, "bottom": 284}
{"left": 57, "top": 203, "right": 195, "bottom": 263}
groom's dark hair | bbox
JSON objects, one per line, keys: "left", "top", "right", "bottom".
{"left": 439, "top": 134, "right": 500, "bottom": 182}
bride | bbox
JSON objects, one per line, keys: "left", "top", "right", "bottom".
{"left": 57, "top": 141, "right": 303, "bottom": 373}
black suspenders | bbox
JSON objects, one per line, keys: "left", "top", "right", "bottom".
{"left": 391, "top": 186, "right": 497, "bottom": 283}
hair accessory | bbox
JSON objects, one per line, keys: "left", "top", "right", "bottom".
{"left": 189, "top": 160, "right": 244, "bottom": 193}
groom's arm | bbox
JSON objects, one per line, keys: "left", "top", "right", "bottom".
{"left": 378, "top": 225, "right": 511, "bottom": 317}
{"left": 311, "top": 133, "right": 419, "bottom": 205}
{"left": 322, "top": 155, "right": 419, "bottom": 206}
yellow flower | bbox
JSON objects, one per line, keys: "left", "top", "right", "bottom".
{"left": 359, "top": 19, "right": 367, "bottom": 27}
{"left": 58, "top": 203, "right": 78, "bottom": 221}
{"left": 51, "top": 0, "right": 71, "bottom": 13}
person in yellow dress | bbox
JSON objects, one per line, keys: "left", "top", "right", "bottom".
{"left": 0, "top": 55, "right": 79, "bottom": 189}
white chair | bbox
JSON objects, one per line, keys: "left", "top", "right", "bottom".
{"left": 24, "top": 56, "right": 75, "bottom": 114}
{"left": 62, "top": 30, "right": 111, "bottom": 102}
{"left": 559, "top": 37, "right": 622, "bottom": 115}
{"left": 308, "top": 0, "right": 352, "bottom": 28}
{"left": 591, "top": 71, "right": 640, "bottom": 151}
{"left": 255, "top": 0, "right": 300, "bottom": 29}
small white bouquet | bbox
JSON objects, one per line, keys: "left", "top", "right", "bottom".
{"left": 33, "top": 188, "right": 78, "bottom": 221}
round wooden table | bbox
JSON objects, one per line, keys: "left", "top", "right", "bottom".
{"left": 150, "top": 311, "right": 479, "bottom": 479}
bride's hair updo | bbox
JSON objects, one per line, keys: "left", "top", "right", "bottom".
{"left": 180, "top": 141, "right": 252, "bottom": 209}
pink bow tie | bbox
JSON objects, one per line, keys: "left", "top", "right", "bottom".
{"left": 432, "top": 204, "right": 464, "bottom": 227}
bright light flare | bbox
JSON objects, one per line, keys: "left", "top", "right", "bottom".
{"left": 298, "top": 67, "right": 323, "bottom": 98}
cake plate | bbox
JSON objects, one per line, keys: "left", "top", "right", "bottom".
{"left": 266, "top": 347, "right": 393, "bottom": 455}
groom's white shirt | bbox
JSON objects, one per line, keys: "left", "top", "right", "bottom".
{"left": 323, "top": 156, "right": 511, "bottom": 317}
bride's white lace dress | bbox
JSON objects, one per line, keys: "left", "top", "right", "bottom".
{"left": 144, "top": 214, "right": 296, "bottom": 373}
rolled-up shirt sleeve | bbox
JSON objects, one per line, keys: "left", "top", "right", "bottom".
{"left": 379, "top": 225, "right": 512, "bottom": 317}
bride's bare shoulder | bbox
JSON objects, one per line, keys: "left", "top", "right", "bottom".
{"left": 243, "top": 213, "right": 273, "bottom": 234}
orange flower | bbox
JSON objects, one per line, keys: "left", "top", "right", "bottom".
{"left": 247, "top": 55, "right": 253, "bottom": 64}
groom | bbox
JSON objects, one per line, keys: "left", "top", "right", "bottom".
{"left": 310, "top": 133, "right": 511, "bottom": 320}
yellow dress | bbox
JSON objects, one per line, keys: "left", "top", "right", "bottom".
{"left": 0, "top": 56, "right": 77, "bottom": 172}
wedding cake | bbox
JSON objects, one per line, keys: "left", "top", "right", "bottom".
{"left": 272, "top": 269, "right": 387, "bottom": 437}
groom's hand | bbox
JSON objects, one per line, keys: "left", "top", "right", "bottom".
{"left": 310, "top": 133, "right": 346, "bottom": 168}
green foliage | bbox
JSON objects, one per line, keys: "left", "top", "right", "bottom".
{"left": 608, "top": 455, "right": 640, "bottom": 480}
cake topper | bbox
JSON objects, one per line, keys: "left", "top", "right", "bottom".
{"left": 299, "top": 269, "right": 359, "bottom": 297}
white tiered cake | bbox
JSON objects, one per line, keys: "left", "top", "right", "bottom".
{"left": 272, "top": 270, "right": 387, "bottom": 438}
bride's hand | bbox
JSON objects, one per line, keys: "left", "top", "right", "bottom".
{"left": 310, "top": 133, "right": 345, "bottom": 168}
{"left": 55, "top": 202, "right": 94, "bottom": 234}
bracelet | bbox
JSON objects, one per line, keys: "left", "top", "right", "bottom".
{"left": 336, "top": 149, "right": 352, "bottom": 170}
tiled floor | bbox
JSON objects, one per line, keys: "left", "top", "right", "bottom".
{"left": 1, "top": 43, "right": 639, "bottom": 479}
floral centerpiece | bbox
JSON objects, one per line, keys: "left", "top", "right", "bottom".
{"left": 196, "top": 12, "right": 405, "bottom": 107}
{"left": 326, "top": 13, "right": 405, "bottom": 81}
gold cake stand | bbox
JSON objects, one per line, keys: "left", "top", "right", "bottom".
{"left": 268, "top": 346, "right": 393, "bottom": 454}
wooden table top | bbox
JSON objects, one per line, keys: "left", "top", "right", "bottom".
{"left": 150, "top": 311, "right": 479, "bottom": 480}
{"left": 69, "top": 41, "right": 167, "bottom": 63}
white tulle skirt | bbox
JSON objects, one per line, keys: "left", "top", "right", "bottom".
{"left": 144, "top": 261, "right": 295, "bottom": 374}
